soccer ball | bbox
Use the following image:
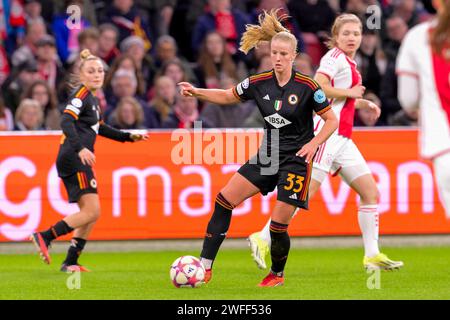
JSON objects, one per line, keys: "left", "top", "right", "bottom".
{"left": 170, "top": 255, "right": 205, "bottom": 288}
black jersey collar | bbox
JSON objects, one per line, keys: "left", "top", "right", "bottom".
{"left": 272, "top": 68, "right": 295, "bottom": 91}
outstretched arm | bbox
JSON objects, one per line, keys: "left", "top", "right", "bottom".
{"left": 99, "top": 121, "right": 148, "bottom": 142}
{"left": 178, "top": 82, "right": 240, "bottom": 105}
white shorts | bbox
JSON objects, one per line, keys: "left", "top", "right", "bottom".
{"left": 312, "top": 134, "right": 371, "bottom": 185}
{"left": 433, "top": 152, "right": 450, "bottom": 219}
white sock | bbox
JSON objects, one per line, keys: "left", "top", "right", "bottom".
{"left": 357, "top": 204, "right": 380, "bottom": 257}
{"left": 200, "top": 258, "right": 213, "bottom": 270}
{"left": 260, "top": 219, "right": 272, "bottom": 245}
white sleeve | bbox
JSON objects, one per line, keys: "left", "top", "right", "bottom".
{"left": 398, "top": 74, "right": 420, "bottom": 112}
{"left": 316, "top": 51, "right": 341, "bottom": 80}
{"left": 396, "top": 28, "right": 421, "bottom": 112}
{"left": 396, "top": 29, "right": 418, "bottom": 77}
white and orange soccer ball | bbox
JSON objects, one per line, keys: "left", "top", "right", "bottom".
{"left": 170, "top": 256, "right": 205, "bottom": 288}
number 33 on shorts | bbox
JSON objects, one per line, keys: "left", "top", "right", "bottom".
{"left": 284, "top": 173, "right": 305, "bottom": 192}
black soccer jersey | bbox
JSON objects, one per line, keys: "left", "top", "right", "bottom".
{"left": 232, "top": 69, "right": 331, "bottom": 155}
{"left": 57, "top": 85, "right": 132, "bottom": 177}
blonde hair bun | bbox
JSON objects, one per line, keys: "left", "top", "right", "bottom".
{"left": 80, "top": 49, "right": 92, "bottom": 60}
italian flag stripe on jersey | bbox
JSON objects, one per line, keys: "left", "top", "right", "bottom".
{"left": 274, "top": 100, "right": 282, "bottom": 111}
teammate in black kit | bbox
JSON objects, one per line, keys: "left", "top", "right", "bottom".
{"left": 30, "top": 49, "right": 148, "bottom": 272}
{"left": 179, "top": 9, "right": 338, "bottom": 287}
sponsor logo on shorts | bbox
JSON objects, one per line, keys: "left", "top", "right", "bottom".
{"left": 289, "top": 193, "right": 298, "bottom": 200}
{"left": 90, "top": 179, "right": 97, "bottom": 189}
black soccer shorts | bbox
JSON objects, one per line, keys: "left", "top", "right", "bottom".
{"left": 61, "top": 169, "right": 98, "bottom": 203}
{"left": 237, "top": 154, "right": 312, "bottom": 209}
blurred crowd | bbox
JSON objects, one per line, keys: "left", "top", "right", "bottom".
{"left": 0, "top": 0, "right": 436, "bottom": 131}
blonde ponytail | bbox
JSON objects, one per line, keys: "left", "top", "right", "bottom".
{"left": 239, "top": 8, "right": 291, "bottom": 54}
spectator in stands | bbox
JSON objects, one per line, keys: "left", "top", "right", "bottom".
{"left": 108, "top": 96, "right": 146, "bottom": 129}
{"left": 355, "top": 29, "right": 383, "bottom": 96}
{"left": 103, "top": 0, "right": 153, "bottom": 52}
{"left": 388, "top": 0, "right": 425, "bottom": 28}
{"left": 288, "top": 0, "right": 335, "bottom": 65}
{"left": 52, "top": 0, "right": 91, "bottom": 64}
{"left": 200, "top": 75, "right": 254, "bottom": 128}
{"left": 149, "top": 75, "right": 176, "bottom": 125}
{"left": 14, "top": 98, "right": 45, "bottom": 131}
{"left": 159, "top": 59, "right": 196, "bottom": 88}
{"left": 249, "top": 0, "right": 305, "bottom": 53}
{"left": 0, "top": 0, "right": 26, "bottom": 55}
{"left": 11, "top": 19, "right": 47, "bottom": 67}
{"left": 35, "top": 35, "right": 65, "bottom": 91}
{"left": 1, "top": 60, "right": 41, "bottom": 115}
{"left": 162, "top": 91, "right": 210, "bottom": 129}
{"left": 120, "top": 35, "right": 156, "bottom": 92}
{"left": 154, "top": 35, "right": 177, "bottom": 68}
{"left": 246, "top": 40, "right": 271, "bottom": 73}
{"left": 0, "top": 46, "right": 10, "bottom": 86}
{"left": 105, "top": 54, "right": 146, "bottom": 98}
{"left": 294, "top": 53, "right": 314, "bottom": 77}
{"left": 154, "top": 35, "right": 195, "bottom": 79}
{"left": 21, "top": 79, "right": 60, "bottom": 130}
{"left": 192, "top": 0, "right": 249, "bottom": 61}
{"left": 97, "top": 23, "right": 120, "bottom": 66}
{"left": 74, "top": 27, "right": 100, "bottom": 62}
{"left": 354, "top": 92, "right": 383, "bottom": 127}
{"left": 0, "top": 95, "right": 14, "bottom": 131}
{"left": 288, "top": 0, "right": 336, "bottom": 35}
{"left": 24, "top": 0, "right": 46, "bottom": 26}
{"left": 194, "top": 31, "right": 238, "bottom": 89}
{"left": 106, "top": 68, "right": 159, "bottom": 128}
{"left": 379, "top": 15, "right": 409, "bottom": 125}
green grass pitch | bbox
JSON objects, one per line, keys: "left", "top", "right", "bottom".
{"left": 1, "top": 247, "right": 449, "bottom": 300}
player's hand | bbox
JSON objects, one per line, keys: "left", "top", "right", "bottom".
{"left": 178, "top": 82, "right": 197, "bottom": 97}
{"left": 130, "top": 133, "right": 149, "bottom": 142}
{"left": 78, "top": 148, "right": 96, "bottom": 167}
{"left": 359, "top": 99, "right": 381, "bottom": 121}
{"left": 296, "top": 141, "right": 319, "bottom": 163}
{"left": 347, "top": 85, "right": 365, "bottom": 99}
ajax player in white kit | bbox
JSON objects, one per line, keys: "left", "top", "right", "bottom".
{"left": 248, "top": 14, "right": 404, "bottom": 271}
{"left": 397, "top": 0, "right": 450, "bottom": 218}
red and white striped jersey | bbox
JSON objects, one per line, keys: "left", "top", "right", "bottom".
{"left": 397, "top": 20, "right": 450, "bottom": 159}
{"left": 314, "top": 47, "right": 362, "bottom": 138}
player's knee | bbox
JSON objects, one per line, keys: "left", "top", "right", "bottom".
{"left": 360, "top": 188, "right": 379, "bottom": 204}
{"left": 216, "top": 191, "right": 236, "bottom": 210}
{"left": 437, "top": 169, "right": 450, "bottom": 190}
{"left": 90, "top": 207, "right": 101, "bottom": 222}
{"left": 83, "top": 203, "right": 101, "bottom": 222}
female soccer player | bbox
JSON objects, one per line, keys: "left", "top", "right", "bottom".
{"left": 179, "top": 9, "right": 338, "bottom": 287}
{"left": 30, "top": 49, "right": 148, "bottom": 272}
{"left": 248, "top": 14, "right": 404, "bottom": 271}
{"left": 397, "top": 0, "right": 450, "bottom": 218}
